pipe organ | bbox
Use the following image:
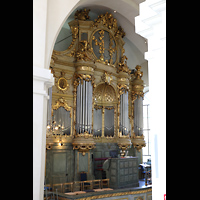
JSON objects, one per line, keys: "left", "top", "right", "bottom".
{"left": 46, "top": 9, "right": 146, "bottom": 182}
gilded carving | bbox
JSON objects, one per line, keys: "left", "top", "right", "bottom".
{"left": 74, "top": 9, "right": 90, "bottom": 21}
{"left": 91, "top": 29, "right": 117, "bottom": 66}
{"left": 101, "top": 71, "right": 112, "bottom": 85}
{"left": 50, "top": 70, "right": 71, "bottom": 94}
{"left": 115, "top": 26, "right": 126, "bottom": 38}
{"left": 93, "top": 12, "right": 119, "bottom": 33}
{"left": 132, "top": 65, "right": 144, "bottom": 102}
{"left": 57, "top": 77, "right": 69, "bottom": 92}
{"left": 72, "top": 131, "right": 96, "bottom": 155}
{"left": 75, "top": 188, "right": 152, "bottom": 200}
{"left": 75, "top": 40, "right": 96, "bottom": 62}
{"left": 134, "top": 65, "right": 143, "bottom": 79}
{"left": 132, "top": 136, "right": 146, "bottom": 152}
{"left": 74, "top": 73, "right": 95, "bottom": 88}
{"left": 71, "top": 25, "right": 79, "bottom": 39}
{"left": 117, "top": 83, "right": 129, "bottom": 97}
{"left": 94, "top": 105, "right": 103, "bottom": 110}
{"left": 52, "top": 97, "right": 72, "bottom": 114}
{"left": 118, "top": 135, "right": 132, "bottom": 156}
{"left": 117, "top": 55, "right": 131, "bottom": 74}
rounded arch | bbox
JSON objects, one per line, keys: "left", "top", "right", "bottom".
{"left": 46, "top": 0, "right": 80, "bottom": 69}
{"left": 46, "top": 0, "right": 147, "bottom": 70}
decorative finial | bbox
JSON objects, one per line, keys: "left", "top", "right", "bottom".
{"left": 134, "top": 65, "right": 143, "bottom": 79}
{"left": 132, "top": 65, "right": 144, "bottom": 101}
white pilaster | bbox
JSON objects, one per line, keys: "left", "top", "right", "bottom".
{"left": 135, "top": 1, "right": 166, "bottom": 199}
{"left": 33, "top": 66, "right": 54, "bottom": 200}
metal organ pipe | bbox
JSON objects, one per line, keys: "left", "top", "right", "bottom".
{"left": 76, "top": 79, "right": 93, "bottom": 135}
{"left": 83, "top": 80, "right": 85, "bottom": 133}
{"left": 85, "top": 81, "right": 87, "bottom": 132}
{"left": 134, "top": 97, "right": 143, "bottom": 136}
{"left": 77, "top": 82, "right": 80, "bottom": 134}
{"left": 80, "top": 82, "right": 83, "bottom": 133}
{"left": 120, "top": 91, "right": 129, "bottom": 136}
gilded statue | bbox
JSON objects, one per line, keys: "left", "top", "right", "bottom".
{"left": 75, "top": 40, "right": 96, "bottom": 62}
{"left": 74, "top": 8, "right": 90, "bottom": 20}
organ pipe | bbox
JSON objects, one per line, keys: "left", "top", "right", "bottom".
{"left": 120, "top": 90, "right": 129, "bottom": 136}
{"left": 134, "top": 97, "right": 143, "bottom": 136}
{"left": 76, "top": 80, "right": 93, "bottom": 134}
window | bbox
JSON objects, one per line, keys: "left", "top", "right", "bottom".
{"left": 143, "top": 92, "right": 151, "bottom": 163}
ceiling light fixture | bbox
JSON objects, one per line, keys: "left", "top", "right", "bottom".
{"left": 114, "top": 10, "right": 117, "bottom": 13}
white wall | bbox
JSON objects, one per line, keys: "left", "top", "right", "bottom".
{"left": 123, "top": 37, "right": 149, "bottom": 89}
{"left": 135, "top": 1, "right": 166, "bottom": 199}
{"left": 33, "top": 0, "right": 48, "bottom": 69}
{"left": 123, "top": 37, "right": 145, "bottom": 68}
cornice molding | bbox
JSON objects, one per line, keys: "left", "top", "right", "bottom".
{"left": 135, "top": 0, "right": 166, "bottom": 39}
{"left": 33, "top": 65, "right": 54, "bottom": 96}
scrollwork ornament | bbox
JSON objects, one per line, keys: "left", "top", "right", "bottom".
{"left": 75, "top": 40, "right": 96, "bottom": 62}
{"left": 73, "top": 73, "right": 95, "bottom": 88}
{"left": 101, "top": 71, "right": 112, "bottom": 85}
{"left": 52, "top": 97, "right": 72, "bottom": 112}
{"left": 117, "top": 55, "right": 131, "bottom": 74}
{"left": 117, "top": 83, "right": 129, "bottom": 98}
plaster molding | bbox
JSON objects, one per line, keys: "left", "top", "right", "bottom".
{"left": 135, "top": 0, "right": 166, "bottom": 61}
{"left": 33, "top": 65, "right": 54, "bottom": 97}
{"left": 135, "top": 0, "right": 166, "bottom": 39}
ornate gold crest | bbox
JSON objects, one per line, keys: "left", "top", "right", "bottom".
{"left": 57, "top": 77, "right": 69, "bottom": 92}
{"left": 51, "top": 71, "right": 70, "bottom": 93}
